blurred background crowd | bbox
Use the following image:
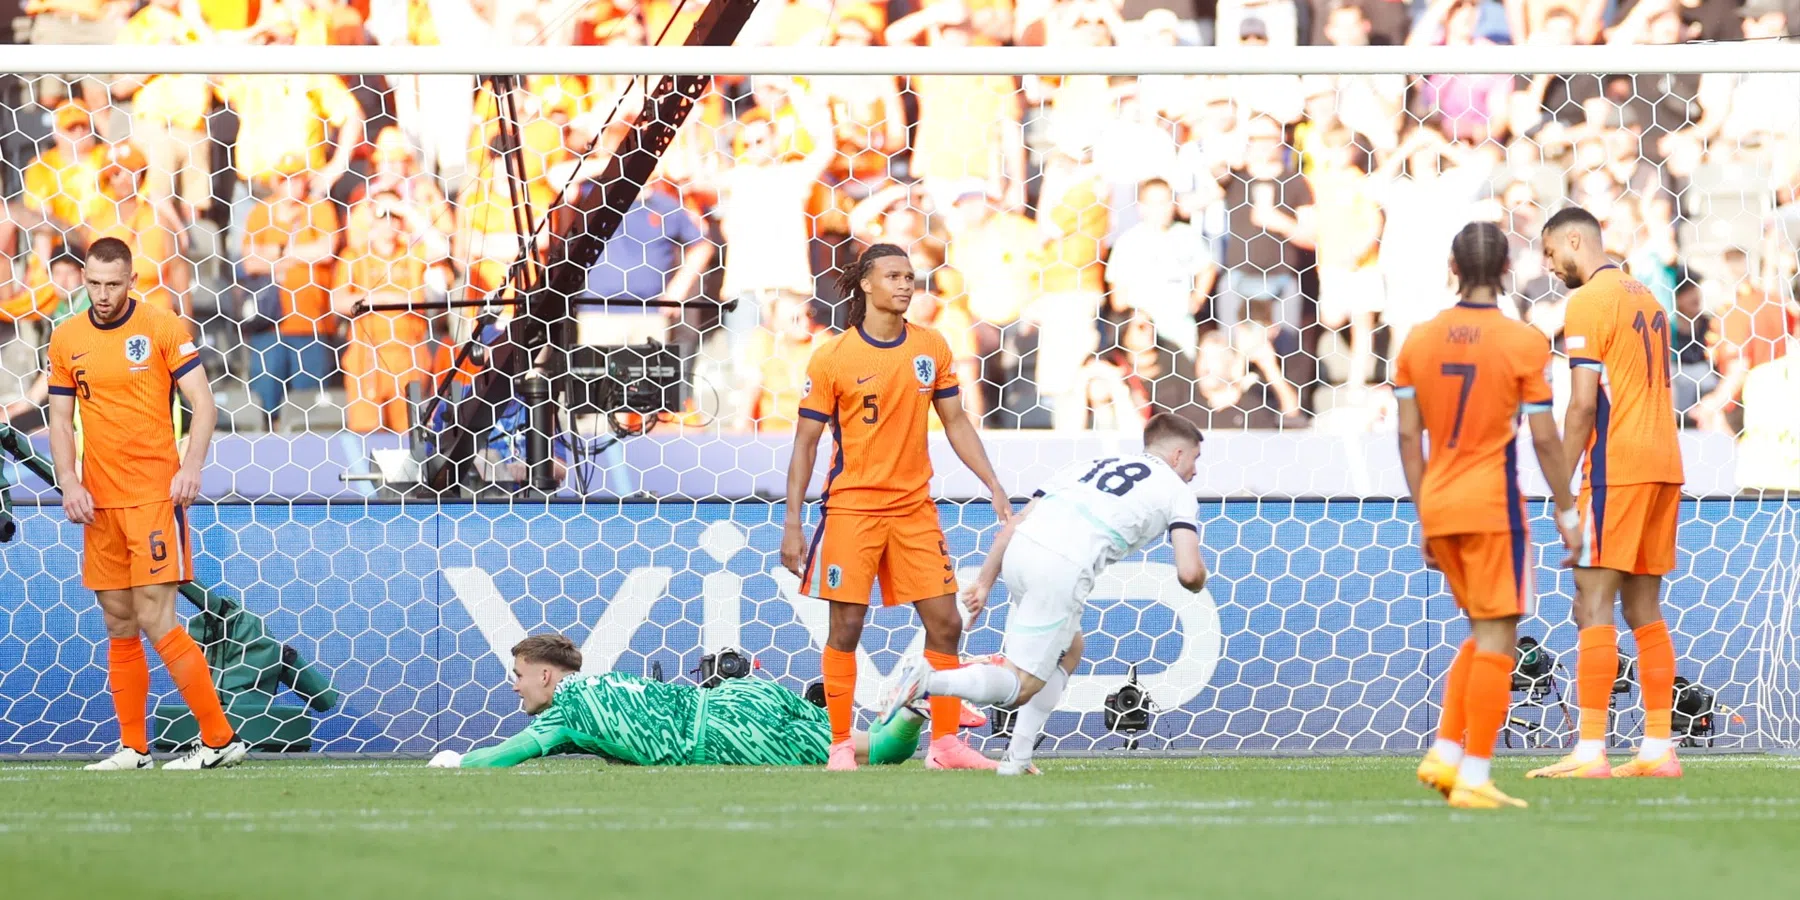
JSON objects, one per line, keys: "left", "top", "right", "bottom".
{"left": 0, "top": 0, "right": 1796, "bottom": 443}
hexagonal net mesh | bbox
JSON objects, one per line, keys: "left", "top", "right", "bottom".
{"left": 0, "top": 34, "right": 1797, "bottom": 757}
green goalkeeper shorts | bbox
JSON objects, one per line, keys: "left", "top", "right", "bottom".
{"left": 694, "top": 678, "right": 831, "bottom": 766}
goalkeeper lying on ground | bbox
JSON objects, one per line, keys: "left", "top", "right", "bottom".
{"left": 427, "top": 634, "right": 924, "bottom": 768}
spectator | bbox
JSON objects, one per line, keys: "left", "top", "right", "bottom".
{"left": 1193, "top": 327, "right": 1281, "bottom": 428}
{"left": 347, "top": 126, "right": 453, "bottom": 254}
{"left": 1227, "top": 19, "right": 1306, "bottom": 125}
{"left": 22, "top": 0, "right": 122, "bottom": 117}
{"left": 111, "top": 0, "right": 213, "bottom": 223}
{"left": 1318, "top": 0, "right": 1407, "bottom": 151}
{"left": 1310, "top": 0, "right": 1412, "bottom": 45}
{"left": 1110, "top": 315, "right": 1209, "bottom": 427}
{"left": 1695, "top": 247, "right": 1799, "bottom": 432}
{"left": 241, "top": 154, "right": 341, "bottom": 431}
{"left": 735, "top": 292, "right": 832, "bottom": 432}
{"left": 577, "top": 179, "right": 714, "bottom": 347}
{"left": 83, "top": 142, "right": 191, "bottom": 319}
{"left": 1307, "top": 127, "right": 1383, "bottom": 391}
{"left": 1032, "top": 141, "right": 1110, "bottom": 431}
{"left": 1091, "top": 81, "right": 1182, "bottom": 243}
{"left": 22, "top": 102, "right": 106, "bottom": 245}
{"left": 1215, "top": 114, "right": 1315, "bottom": 331}
{"left": 1218, "top": 0, "right": 1301, "bottom": 45}
{"left": 333, "top": 192, "right": 435, "bottom": 436}
{"left": 813, "top": 12, "right": 907, "bottom": 197}
{"left": 1409, "top": 0, "right": 1514, "bottom": 144}
{"left": 1369, "top": 124, "right": 1491, "bottom": 357}
{"left": 711, "top": 89, "right": 834, "bottom": 370}
{"left": 214, "top": 21, "right": 364, "bottom": 197}
{"left": 886, "top": 1, "right": 1026, "bottom": 210}
{"left": 1670, "top": 269, "right": 1720, "bottom": 420}
{"left": 1074, "top": 350, "right": 1145, "bottom": 430}
{"left": 946, "top": 188, "right": 1042, "bottom": 425}
{"left": 1105, "top": 177, "right": 1215, "bottom": 357}
{"left": 1666, "top": 2, "right": 1798, "bottom": 168}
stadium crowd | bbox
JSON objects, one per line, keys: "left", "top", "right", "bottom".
{"left": 0, "top": 0, "right": 1796, "bottom": 440}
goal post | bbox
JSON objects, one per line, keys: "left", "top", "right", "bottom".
{"left": 0, "top": 45, "right": 1796, "bottom": 757}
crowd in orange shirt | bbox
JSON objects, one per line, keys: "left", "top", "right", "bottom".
{"left": 0, "top": 0, "right": 1795, "bottom": 440}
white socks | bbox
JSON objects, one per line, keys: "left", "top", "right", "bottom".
{"left": 1457, "top": 755, "right": 1492, "bottom": 787}
{"left": 1572, "top": 738, "right": 1605, "bottom": 763}
{"left": 1005, "top": 667, "right": 1068, "bottom": 764}
{"left": 1638, "top": 737, "right": 1672, "bottom": 760}
{"left": 1431, "top": 739, "right": 1464, "bottom": 767}
{"left": 924, "top": 663, "right": 1021, "bottom": 707}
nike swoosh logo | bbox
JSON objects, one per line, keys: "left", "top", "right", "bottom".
{"left": 856, "top": 375, "right": 876, "bottom": 384}
{"left": 71, "top": 352, "right": 88, "bottom": 360}
{"left": 149, "top": 565, "right": 168, "bottom": 575}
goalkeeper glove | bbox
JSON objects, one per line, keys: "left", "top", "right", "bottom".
{"left": 427, "top": 750, "right": 463, "bottom": 768}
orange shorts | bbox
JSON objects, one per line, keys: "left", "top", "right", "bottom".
{"left": 1578, "top": 482, "right": 1680, "bottom": 576}
{"left": 800, "top": 503, "right": 955, "bottom": 606}
{"left": 1428, "top": 531, "right": 1533, "bottom": 621}
{"left": 83, "top": 501, "right": 193, "bottom": 592}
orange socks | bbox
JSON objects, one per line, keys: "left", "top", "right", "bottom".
{"left": 923, "top": 650, "right": 961, "bottom": 741}
{"left": 1576, "top": 625, "right": 1618, "bottom": 743}
{"left": 822, "top": 646, "right": 856, "bottom": 744}
{"left": 1462, "top": 650, "right": 1513, "bottom": 763}
{"left": 107, "top": 637, "right": 150, "bottom": 754}
{"left": 1437, "top": 638, "right": 1476, "bottom": 746}
{"left": 1635, "top": 620, "right": 1675, "bottom": 741}
{"left": 152, "top": 626, "right": 235, "bottom": 748}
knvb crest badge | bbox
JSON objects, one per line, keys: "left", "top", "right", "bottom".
{"left": 124, "top": 335, "right": 152, "bottom": 365}
{"left": 826, "top": 565, "right": 843, "bottom": 590}
{"left": 912, "top": 354, "right": 934, "bottom": 388}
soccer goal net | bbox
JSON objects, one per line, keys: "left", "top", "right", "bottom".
{"left": 0, "top": 39, "right": 1796, "bottom": 757}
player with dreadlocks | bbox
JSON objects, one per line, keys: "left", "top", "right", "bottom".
{"left": 1396, "top": 221, "right": 1583, "bottom": 808}
{"left": 779, "top": 242, "right": 1011, "bottom": 770}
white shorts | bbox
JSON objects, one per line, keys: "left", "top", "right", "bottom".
{"left": 1000, "top": 534, "right": 1094, "bottom": 682}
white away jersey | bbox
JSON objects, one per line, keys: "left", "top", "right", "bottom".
{"left": 1014, "top": 453, "right": 1199, "bottom": 577}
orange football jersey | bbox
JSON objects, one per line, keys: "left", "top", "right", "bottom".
{"left": 47, "top": 299, "right": 197, "bottom": 509}
{"left": 1562, "top": 265, "right": 1685, "bottom": 487}
{"left": 798, "top": 323, "right": 958, "bottom": 515}
{"left": 1394, "top": 302, "right": 1554, "bottom": 537}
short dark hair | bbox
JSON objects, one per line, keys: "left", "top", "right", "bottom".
{"left": 1542, "top": 206, "right": 1602, "bottom": 239}
{"left": 48, "top": 251, "right": 84, "bottom": 271}
{"left": 86, "top": 236, "right": 132, "bottom": 270}
{"left": 512, "top": 634, "right": 582, "bottom": 672}
{"left": 1144, "top": 412, "right": 1203, "bottom": 449}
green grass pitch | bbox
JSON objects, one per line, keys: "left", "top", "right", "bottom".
{"left": 3, "top": 755, "right": 1798, "bottom": 899}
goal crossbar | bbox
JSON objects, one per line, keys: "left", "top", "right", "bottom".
{"left": 5, "top": 43, "right": 1799, "bottom": 76}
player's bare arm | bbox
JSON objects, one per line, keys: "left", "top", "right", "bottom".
{"left": 1561, "top": 365, "right": 1600, "bottom": 483}
{"left": 1395, "top": 394, "right": 1432, "bottom": 569}
{"left": 934, "top": 393, "right": 1011, "bottom": 525}
{"left": 780, "top": 415, "right": 826, "bottom": 576}
{"left": 170, "top": 362, "right": 216, "bottom": 508}
{"left": 1170, "top": 526, "right": 1208, "bottom": 592}
{"left": 962, "top": 497, "right": 1037, "bottom": 618}
{"left": 47, "top": 391, "right": 90, "bottom": 525}
{"left": 1525, "top": 409, "right": 1583, "bottom": 567}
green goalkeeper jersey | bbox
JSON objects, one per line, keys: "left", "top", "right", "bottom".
{"left": 462, "top": 672, "right": 699, "bottom": 768}
{"left": 457, "top": 672, "right": 925, "bottom": 768}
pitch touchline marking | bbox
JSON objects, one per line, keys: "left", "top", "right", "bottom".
{"left": 5, "top": 808, "right": 1797, "bottom": 836}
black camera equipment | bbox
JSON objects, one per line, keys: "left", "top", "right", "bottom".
{"left": 1672, "top": 675, "right": 1716, "bottom": 745}
{"left": 1613, "top": 656, "right": 1637, "bottom": 695}
{"left": 804, "top": 682, "right": 827, "bottom": 709}
{"left": 354, "top": 0, "right": 762, "bottom": 497}
{"left": 1512, "top": 635, "right": 1555, "bottom": 699}
{"left": 1104, "top": 665, "right": 1155, "bottom": 750}
{"left": 561, "top": 343, "right": 686, "bottom": 418}
{"left": 649, "top": 660, "right": 665, "bottom": 683}
{"left": 694, "top": 648, "right": 752, "bottom": 688}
